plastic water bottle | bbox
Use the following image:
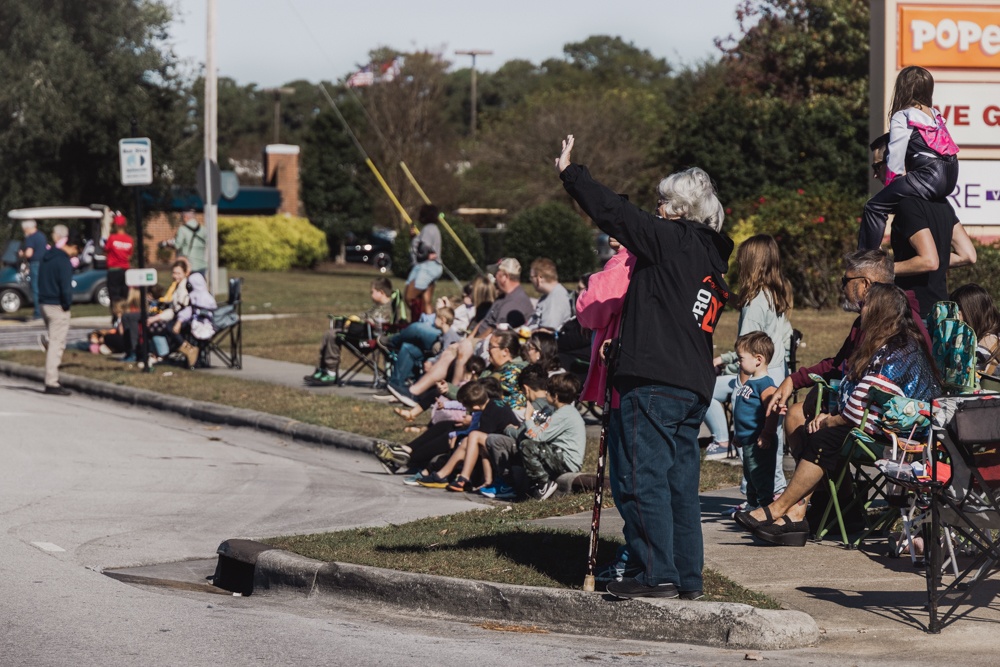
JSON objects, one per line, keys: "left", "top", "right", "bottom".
{"left": 883, "top": 461, "right": 915, "bottom": 482}
{"left": 825, "top": 379, "right": 842, "bottom": 415}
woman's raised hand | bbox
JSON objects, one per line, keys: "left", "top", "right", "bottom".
{"left": 554, "top": 134, "right": 575, "bottom": 173}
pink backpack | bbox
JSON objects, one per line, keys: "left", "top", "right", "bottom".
{"left": 909, "top": 110, "right": 960, "bottom": 158}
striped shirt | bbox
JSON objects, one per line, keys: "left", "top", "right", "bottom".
{"left": 839, "top": 339, "right": 940, "bottom": 441}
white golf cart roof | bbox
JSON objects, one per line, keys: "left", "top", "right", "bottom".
{"left": 8, "top": 206, "right": 106, "bottom": 221}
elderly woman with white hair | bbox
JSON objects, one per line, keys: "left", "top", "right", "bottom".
{"left": 556, "top": 134, "right": 733, "bottom": 600}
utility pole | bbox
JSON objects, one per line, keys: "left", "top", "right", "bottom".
{"left": 455, "top": 49, "right": 492, "bottom": 139}
{"left": 264, "top": 87, "right": 295, "bottom": 143}
{"left": 204, "top": 0, "right": 219, "bottom": 295}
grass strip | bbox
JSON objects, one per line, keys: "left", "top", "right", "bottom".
{"left": 265, "top": 492, "right": 780, "bottom": 609}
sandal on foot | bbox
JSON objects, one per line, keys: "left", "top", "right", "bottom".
{"left": 734, "top": 505, "right": 774, "bottom": 533}
{"left": 446, "top": 475, "right": 470, "bottom": 492}
{"left": 393, "top": 407, "right": 415, "bottom": 422}
{"left": 753, "top": 518, "right": 810, "bottom": 547}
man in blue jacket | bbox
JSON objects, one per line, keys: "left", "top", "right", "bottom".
{"left": 38, "top": 225, "right": 76, "bottom": 395}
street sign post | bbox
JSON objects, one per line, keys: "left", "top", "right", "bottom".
{"left": 118, "top": 138, "right": 153, "bottom": 186}
{"left": 121, "top": 130, "right": 153, "bottom": 370}
{"left": 125, "top": 268, "right": 158, "bottom": 287}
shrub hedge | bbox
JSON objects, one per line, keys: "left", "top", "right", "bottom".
{"left": 728, "top": 187, "right": 866, "bottom": 309}
{"left": 502, "top": 202, "right": 596, "bottom": 282}
{"left": 950, "top": 240, "right": 1000, "bottom": 300}
{"left": 218, "top": 215, "right": 328, "bottom": 271}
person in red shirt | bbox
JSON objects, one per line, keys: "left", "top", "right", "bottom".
{"left": 104, "top": 213, "right": 135, "bottom": 316}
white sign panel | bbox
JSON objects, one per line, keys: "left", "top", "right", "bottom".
{"left": 933, "top": 82, "right": 1000, "bottom": 148}
{"left": 947, "top": 159, "right": 1000, "bottom": 225}
{"left": 119, "top": 137, "right": 153, "bottom": 186}
{"left": 125, "top": 268, "right": 157, "bottom": 287}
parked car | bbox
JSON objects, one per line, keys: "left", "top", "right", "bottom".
{"left": 344, "top": 227, "right": 395, "bottom": 274}
{"left": 0, "top": 206, "right": 112, "bottom": 314}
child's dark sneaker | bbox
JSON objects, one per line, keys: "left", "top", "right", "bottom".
{"left": 528, "top": 480, "right": 558, "bottom": 500}
{"left": 417, "top": 471, "right": 449, "bottom": 488}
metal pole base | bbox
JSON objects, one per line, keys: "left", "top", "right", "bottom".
{"left": 582, "top": 575, "right": 596, "bottom": 592}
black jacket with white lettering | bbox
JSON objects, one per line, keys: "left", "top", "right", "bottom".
{"left": 561, "top": 164, "right": 734, "bottom": 402}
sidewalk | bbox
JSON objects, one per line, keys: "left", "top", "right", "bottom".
{"left": 535, "top": 489, "right": 1000, "bottom": 650}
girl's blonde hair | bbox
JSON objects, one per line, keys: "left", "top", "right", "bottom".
{"left": 735, "top": 234, "right": 791, "bottom": 316}
{"left": 470, "top": 274, "right": 496, "bottom": 308}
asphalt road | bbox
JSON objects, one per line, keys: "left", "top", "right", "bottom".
{"left": 0, "top": 375, "right": 974, "bottom": 666}
{"left": 0, "top": 375, "right": 747, "bottom": 666}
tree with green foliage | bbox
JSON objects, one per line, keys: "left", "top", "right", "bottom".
{"left": 300, "top": 92, "right": 375, "bottom": 259}
{"left": 662, "top": 0, "right": 870, "bottom": 204}
{"left": 0, "top": 0, "right": 186, "bottom": 213}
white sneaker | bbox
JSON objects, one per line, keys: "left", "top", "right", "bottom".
{"left": 703, "top": 443, "right": 729, "bottom": 461}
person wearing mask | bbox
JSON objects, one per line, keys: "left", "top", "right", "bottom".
{"left": 173, "top": 209, "right": 207, "bottom": 274}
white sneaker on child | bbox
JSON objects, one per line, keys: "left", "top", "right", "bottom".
{"left": 703, "top": 443, "right": 729, "bottom": 461}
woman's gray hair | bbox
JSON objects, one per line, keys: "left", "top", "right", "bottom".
{"left": 657, "top": 167, "right": 725, "bottom": 232}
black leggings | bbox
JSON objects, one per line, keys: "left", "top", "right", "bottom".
{"left": 407, "top": 420, "right": 461, "bottom": 471}
{"left": 859, "top": 157, "right": 958, "bottom": 250}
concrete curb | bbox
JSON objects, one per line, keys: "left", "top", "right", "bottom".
{"left": 0, "top": 360, "right": 376, "bottom": 453}
{"left": 216, "top": 539, "right": 819, "bottom": 651}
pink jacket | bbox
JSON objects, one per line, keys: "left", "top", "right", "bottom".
{"left": 575, "top": 248, "right": 636, "bottom": 406}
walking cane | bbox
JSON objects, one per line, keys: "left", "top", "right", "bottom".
{"left": 582, "top": 367, "right": 615, "bottom": 592}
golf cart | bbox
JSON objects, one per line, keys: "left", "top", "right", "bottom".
{"left": 0, "top": 206, "right": 112, "bottom": 314}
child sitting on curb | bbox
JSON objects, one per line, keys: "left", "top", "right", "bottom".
{"left": 519, "top": 372, "right": 586, "bottom": 500}
{"left": 417, "top": 378, "right": 518, "bottom": 491}
{"left": 479, "top": 364, "right": 553, "bottom": 499}
{"left": 731, "top": 331, "right": 782, "bottom": 512}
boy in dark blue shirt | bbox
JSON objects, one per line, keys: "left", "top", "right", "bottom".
{"left": 731, "top": 331, "right": 782, "bottom": 510}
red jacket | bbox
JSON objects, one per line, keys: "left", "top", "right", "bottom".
{"left": 104, "top": 232, "right": 134, "bottom": 270}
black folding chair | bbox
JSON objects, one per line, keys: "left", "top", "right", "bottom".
{"left": 925, "top": 395, "right": 1000, "bottom": 632}
{"left": 189, "top": 278, "right": 243, "bottom": 370}
{"left": 334, "top": 317, "right": 388, "bottom": 388}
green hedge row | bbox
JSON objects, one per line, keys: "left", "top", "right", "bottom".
{"left": 218, "top": 215, "right": 328, "bottom": 271}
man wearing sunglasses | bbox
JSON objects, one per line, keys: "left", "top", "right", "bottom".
{"left": 869, "top": 134, "right": 976, "bottom": 318}
{"left": 766, "top": 248, "right": 932, "bottom": 458}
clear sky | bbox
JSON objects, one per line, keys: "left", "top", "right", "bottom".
{"left": 166, "top": 0, "right": 743, "bottom": 87}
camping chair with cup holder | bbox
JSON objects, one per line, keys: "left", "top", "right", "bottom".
{"left": 182, "top": 278, "right": 243, "bottom": 370}
{"left": 813, "top": 385, "right": 933, "bottom": 549}
{"left": 334, "top": 289, "right": 410, "bottom": 388}
{"left": 922, "top": 394, "right": 1000, "bottom": 632}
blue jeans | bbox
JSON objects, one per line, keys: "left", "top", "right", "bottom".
{"left": 610, "top": 383, "right": 707, "bottom": 591}
{"left": 29, "top": 261, "right": 41, "bottom": 318}
{"left": 387, "top": 323, "right": 441, "bottom": 388}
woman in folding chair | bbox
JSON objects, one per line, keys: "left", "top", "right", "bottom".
{"left": 735, "top": 284, "right": 940, "bottom": 546}
{"left": 951, "top": 284, "right": 1000, "bottom": 387}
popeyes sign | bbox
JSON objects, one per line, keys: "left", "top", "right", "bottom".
{"left": 900, "top": 5, "right": 1000, "bottom": 68}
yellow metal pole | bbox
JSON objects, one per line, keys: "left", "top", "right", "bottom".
{"left": 399, "top": 161, "right": 482, "bottom": 274}
{"left": 366, "top": 158, "right": 415, "bottom": 232}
